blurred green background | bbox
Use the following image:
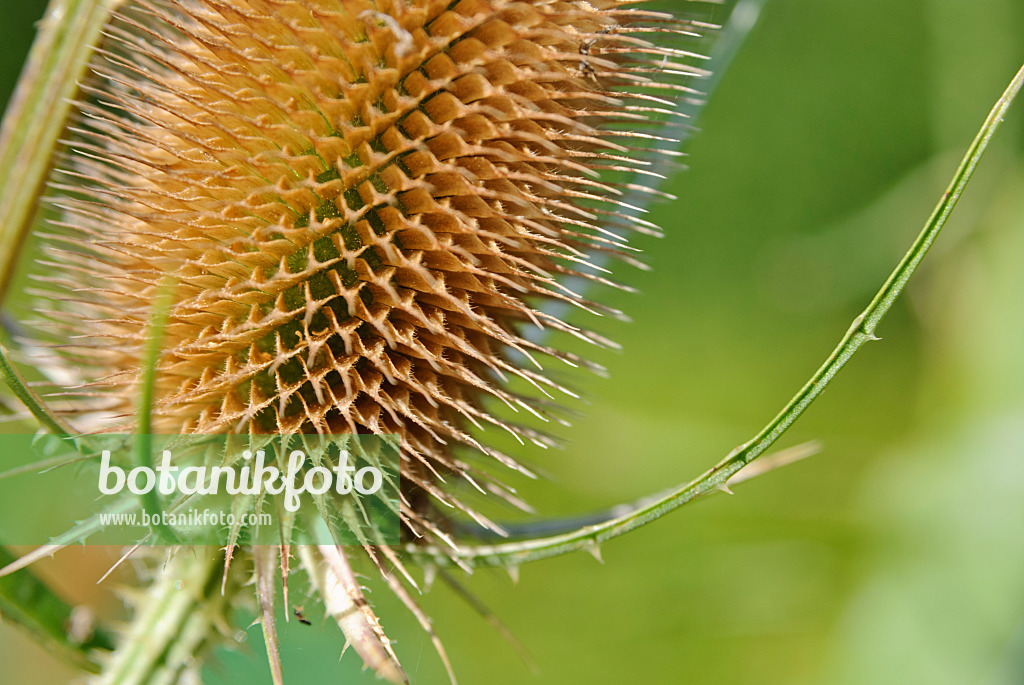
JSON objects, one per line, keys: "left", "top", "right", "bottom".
{"left": 3, "top": 0, "right": 1024, "bottom": 683}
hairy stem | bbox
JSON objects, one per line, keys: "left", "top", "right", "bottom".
{"left": 95, "top": 551, "right": 228, "bottom": 685}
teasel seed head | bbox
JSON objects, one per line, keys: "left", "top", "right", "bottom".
{"left": 33, "top": 0, "right": 709, "bottom": 680}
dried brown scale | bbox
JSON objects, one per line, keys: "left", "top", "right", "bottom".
{"left": 30, "top": 0, "right": 708, "bottom": 678}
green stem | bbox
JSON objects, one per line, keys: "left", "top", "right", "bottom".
{"left": 0, "top": 0, "right": 121, "bottom": 304}
{"left": 0, "top": 342, "right": 78, "bottom": 438}
{"left": 95, "top": 551, "right": 227, "bottom": 685}
{"left": 409, "top": 61, "right": 1024, "bottom": 569}
{"left": 135, "top": 280, "right": 179, "bottom": 544}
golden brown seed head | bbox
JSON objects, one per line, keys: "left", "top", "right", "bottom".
{"left": 40, "top": 0, "right": 706, "bottom": 537}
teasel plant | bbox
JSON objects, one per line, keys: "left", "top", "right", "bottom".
{"left": 0, "top": 0, "right": 1021, "bottom": 683}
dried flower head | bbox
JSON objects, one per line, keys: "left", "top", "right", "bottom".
{"left": 34, "top": 0, "right": 709, "bottom": 681}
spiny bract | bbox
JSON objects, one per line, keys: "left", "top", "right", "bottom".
{"left": 34, "top": 0, "right": 708, "bottom": 681}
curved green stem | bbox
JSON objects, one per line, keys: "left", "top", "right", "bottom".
{"left": 409, "top": 61, "right": 1024, "bottom": 569}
